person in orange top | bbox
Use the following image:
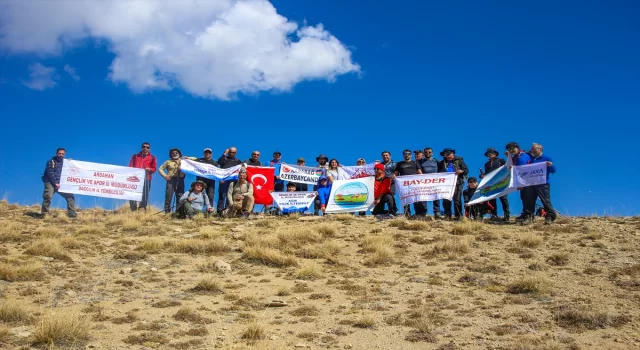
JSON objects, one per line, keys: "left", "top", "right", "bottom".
{"left": 372, "top": 163, "right": 396, "bottom": 218}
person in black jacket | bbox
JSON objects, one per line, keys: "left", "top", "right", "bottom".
{"left": 217, "top": 147, "right": 242, "bottom": 213}
{"left": 41, "top": 148, "right": 76, "bottom": 218}
{"left": 463, "top": 177, "right": 489, "bottom": 220}
{"left": 184, "top": 148, "right": 219, "bottom": 208}
{"left": 479, "top": 148, "right": 510, "bottom": 221}
{"left": 437, "top": 148, "right": 468, "bottom": 220}
{"left": 245, "top": 150, "right": 263, "bottom": 166}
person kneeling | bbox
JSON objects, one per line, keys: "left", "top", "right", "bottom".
{"left": 177, "top": 181, "right": 214, "bottom": 219}
{"left": 226, "top": 171, "right": 254, "bottom": 218}
{"left": 463, "top": 177, "right": 490, "bottom": 221}
{"left": 372, "top": 163, "right": 396, "bottom": 218}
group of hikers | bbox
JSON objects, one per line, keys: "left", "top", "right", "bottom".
{"left": 40, "top": 141, "right": 557, "bottom": 224}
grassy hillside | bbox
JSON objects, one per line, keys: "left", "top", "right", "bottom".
{"left": 0, "top": 200, "right": 639, "bottom": 349}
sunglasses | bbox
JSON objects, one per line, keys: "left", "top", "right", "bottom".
{"left": 444, "top": 152, "right": 453, "bottom": 155}
{"left": 403, "top": 152, "right": 411, "bottom": 155}
{"left": 142, "top": 146, "right": 150, "bottom": 149}
{"left": 252, "top": 153, "right": 260, "bottom": 156}
{"left": 507, "top": 148, "right": 516, "bottom": 151}
{"left": 229, "top": 151, "right": 236, "bottom": 154}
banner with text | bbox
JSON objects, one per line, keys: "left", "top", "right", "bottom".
{"left": 336, "top": 163, "right": 376, "bottom": 180}
{"left": 512, "top": 162, "right": 547, "bottom": 188}
{"left": 394, "top": 173, "right": 458, "bottom": 206}
{"left": 59, "top": 160, "right": 145, "bottom": 200}
{"left": 279, "top": 164, "right": 325, "bottom": 185}
{"left": 181, "top": 159, "right": 241, "bottom": 181}
{"left": 468, "top": 155, "right": 515, "bottom": 205}
{"left": 270, "top": 191, "right": 316, "bottom": 213}
{"left": 325, "top": 177, "right": 375, "bottom": 213}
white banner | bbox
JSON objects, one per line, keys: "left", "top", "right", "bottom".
{"left": 335, "top": 163, "right": 376, "bottom": 180}
{"left": 270, "top": 191, "right": 316, "bottom": 213}
{"left": 394, "top": 173, "right": 457, "bottom": 206}
{"left": 59, "top": 160, "right": 145, "bottom": 200}
{"left": 279, "top": 164, "right": 325, "bottom": 185}
{"left": 468, "top": 156, "right": 515, "bottom": 205}
{"left": 512, "top": 162, "right": 547, "bottom": 188}
{"left": 325, "top": 177, "right": 375, "bottom": 213}
{"left": 181, "top": 159, "right": 242, "bottom": 181}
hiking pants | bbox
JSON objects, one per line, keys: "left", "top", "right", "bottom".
{"left": 443, "top": 183, "right": 463, "bottom": 218}
{"left": 372, "top": 194, "right": 396, "bottom": 216}
{"left": 130, "top": 178, "right": 152, "bottom": 211}
{"left": 525, "top": 184, "right": 556, "bottom": 220}
{"left": 164, "top": 177, "right": 185, "bottom": 213}
{"left": 41, "top": 182, "right": 76, "bottom": 217}
{"left": 488, "top": 195, "right": 510, "bottom": 217}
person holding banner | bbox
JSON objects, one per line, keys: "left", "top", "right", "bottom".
{"left": 217, "top": 147, "right": 242, "bottom": 215}
{"left": 464, "top": 177, "right": 489, "bottom": 220}
{"left": 527, "top": 143, "right": 557, "bottom": 225}
{"left": 481, "top": 148, "right": 510, "bottom": 221}
{"left": 313, "top": 154, "right": 330, "bottom": 215}
{"left": 293, "top": 158, "right": 309, "bottom": 191}
{"left": 177, "top": 181, "right": 214, "bottom": 219}
{"left": 506, "top": 142, "right": 534, "bottom": 224}
{"left": 393, "top": 149, "right": 424, "bottom": 218}
{"left": 437, "top": 148, "right": 468, "bottom": 220}
{"left": 417, "top": 147, "right": 441, "bottom": 219}
{"left": 380, "top": 151, "right": 398, "bottom": 214}
{"left": 314, "top": 176, "right": 332, "bottom": 215}
{"left": 128, "top": 142, "right": 156, "bottom": 212}
{"left": 356, "top": 158, "right": 367, "bottom": 216}
{"left": 326, "top": 159, "right": 342, "bottom": 183}
{"left": 372, "top": 163, "right": 396, "bottom": 218}
{"left": 184, "top": 148, "right": 218, "bottom": 209}
{"left": 226, "top": 170, "right": 254, "bottom": 218}
{"left": 159, "top": 148, "right": 185, "bottom": 214}
{"left": 41, "top": 148, "right": 77, "bottom": 218}
{"left": 270, "top": 151, "right": 285, "bottom": 192}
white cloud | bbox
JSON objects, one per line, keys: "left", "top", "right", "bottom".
{"left": 0, "top": 0, "right": 360, "bottom": 99}
{"left": 23, "top": 63, "right": 58, "bottom": 91}
{"left": 64, "top": 64, "right": 80, "bottom": 81}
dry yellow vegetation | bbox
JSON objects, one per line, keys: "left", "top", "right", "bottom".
{"left": 0, "top": 200, "right": 638, "bottom": 349}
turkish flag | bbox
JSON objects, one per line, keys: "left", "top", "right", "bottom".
{"left": 245, "top": 166, "right": 275, "bottom": 205}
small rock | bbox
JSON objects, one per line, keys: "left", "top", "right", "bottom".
{"left": 344, "top": 344, "right": 353, "bottom": 349}
{"left": 214, "top": 260, "right": 232, "bottom": 274}
{"left": 210, "top": 221, "right": 225, "bottom": 226}
{"left": 182, "top": 233, "right": 200, "bottom": 239}
{"left": 295, "top": 344, "right": 307, "bottom": 348}
{"left": 140, "top": 262, "right": 150, "bottom": 266}
{"left": 266, "top": 300, "right": 288, "bottom": 307}
{"left": 230, "top": 227, "right": 243, "bottom": 232}
{"left": 11, "top": 326, "right": 31, "bottom": 338}
{"left": 40, "top": 256, "right": 54, "bottom": 262}
{"left": 151, "top": 267, "right": 158, "bottom": 272}
{"left": 65, "top": 290, "right": 77, "bottom": 297}
{"left": 120, "top": 267, "right": 132, "bottom": 274}
{"left": 269, "top": 335, "right": 279, "bottom": 340}
{"left": 408, "top": 277, "right": 426, "bottom": 283}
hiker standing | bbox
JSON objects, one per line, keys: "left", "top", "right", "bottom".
{"left": 41, "top": 148, "right": 76, "bottom": 218}
{"left": 437, "top": 148, "right": 468, "bottom": 220}
{"left": 128, "top": 142, "right": 156, "bottom": 211}
{"left": 159, "top": 148, "right": 185, "bottom": 214}
{"left": 481, "top": 147, "right": 510, "bottom": 221}
{"left": 217, "top": 147, "right": 242, "bottom": 213}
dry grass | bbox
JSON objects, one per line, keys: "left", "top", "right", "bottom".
{"left": 34, "top": 226, "right": 63, "bottom": 238}
{"left": 241, "top": 323, "right": 266, "bottom": 341}
{"left": 295, "top": 265, "right": 324, "bottom": 280}
{"left": 277, "top": 228, "right": 322, "bottom": 249}
{"left": 362, "top": 235, "right": 394, "bottom": 266}
{"left": 426, "top": 237, "right": 470, "bottom": 257}
{"left": 0, "top": 301, "right": 30, "bottom": 323}
{"left": 198, "top": 226, "right": 224, "bottom": 238}
{"left": 32, "top": 311, "right": 91, "bottom": 348}
{"left": 121, "top": 217, "right": 143, "bottom": 232}
{"left": 546, "top": 252, "right": 570, "bottom": 266}
{"left": 123, "top": 332, "right": 168, "bottom": 345}
{"left": 506, "top": 275, "right": 551, "bottom": 295}
{"left": 170, "top": 239, "right": 230, "bottom": 254}
{"left": 353, "top": 315, "right": 376, "bottom": 328}
{"left": 389, "top": 219, "right": 429, "bottom": 231}
{"left": 451, "top": 221, "right": 486, "bottom": 235}
{"left": 190, "top": 277, "right": 224, "bottom": 294}
{"left": 0, "top": 261, "right": 45, "bottom": 281}
{"left": 172, "top": 307, "right": 213, "bottom": 324}
{"left": 0, "top": 220, "right": 22, "bottom": 242}
{"left": 290, "top": 305, "right": 320, "bottom": 317}
{"left": 243, "top": 246, "right": 299, "bottom": 267}
{"left": 137, "top": 238, "right": 165, "bottom": 253}
{"left": 25, "top": 239, "right": 72, "bottom": 261}
{"left": 317, "top": 224, "right": 338, "bottom": 237}
{"left": 75, "top": 225, "right": 104, "bottom": 235}
{"left": 556, "top": 305, "right": 631, "bottom": 330}
{"left": 519, "top": 233, "right": 543, "bottom": 248}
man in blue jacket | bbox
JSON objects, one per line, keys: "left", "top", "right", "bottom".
{"left": 314, "top": 176, "right": 332, "bottom": 215}
{"left": 41, "top": 148, "right": 76, "bottom": 218}
{"left": 526, "top": 143, "right": 557, "bottom": 224}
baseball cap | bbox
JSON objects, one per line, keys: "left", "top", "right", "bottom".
{"left": 297, "top": 157, "right": 305, "bottom": 162}
{"left": 374, "top": 163, "right": 385, "bottom": 171}
{"left": 203, "top": 148, "right": 212, "bottom": 153}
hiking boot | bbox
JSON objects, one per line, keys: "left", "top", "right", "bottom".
{"left": 503, "top": 214, "right": 510, "bottom": 222}
{"left": 387, "top": 214, "right": 395, "bottom": 219}
{"left": 433, "top": 214, "right": 441, "bottom": 220}
{"left": 544, "top": 216, "right": 553, "bottom": 225}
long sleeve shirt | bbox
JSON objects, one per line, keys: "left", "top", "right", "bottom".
{"left": 227, "top": 181, "right": 253, "bottom": 206}
{"left": 178, "top": 191, "right": 211, "bottom": 211}
{"left": 159, "top": 159, "right": 184, "bottom": 178}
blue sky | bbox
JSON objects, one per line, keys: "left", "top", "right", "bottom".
{"left": 0, "top": 0, "right": 638, "bottom": 216}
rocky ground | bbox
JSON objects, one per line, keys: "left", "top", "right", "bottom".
{"left": 0, "top": 200, "right": 639, "bottom": 349}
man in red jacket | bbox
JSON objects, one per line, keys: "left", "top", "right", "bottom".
{"left": 128, "top": 142, "right": 157, "bottom": 211}
{"left": 372, "top": 163, "right": 396, "bottom": 218}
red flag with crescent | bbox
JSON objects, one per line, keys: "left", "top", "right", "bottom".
{"left": 245, "top": 166, "right": 275, "bottom": 205}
